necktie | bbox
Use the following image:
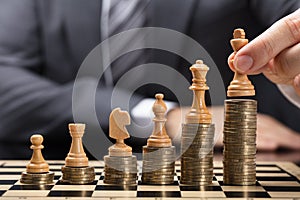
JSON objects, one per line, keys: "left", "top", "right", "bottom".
{"left": 101, "top": 0, "right": 150, "bottom": 86}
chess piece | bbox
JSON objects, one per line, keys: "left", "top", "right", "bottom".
{"left": 104, "top": 108, "right": 137, "bottom": 185}
{"left": 62, "top": 123, "right": 95, "bottom": 184}
{"left": 108, "top": 108, "right": 132, "bottom": 157}
{"left": 147, "top": 93, "right": 172, "bottom": 147}
{"left": 185, "top": 60, "right": 212, "bottom": 124}
{"left": 26, "top": 135, "right": 49, "bottom": 173}
{"left": 65, "top": 123, "right": 88, "bottom": 167}
{"left": 21, "top": 134, "right": 54, "bottom": 184}
{"left": 227, "top": 28, "right": 255, "bottom": 97}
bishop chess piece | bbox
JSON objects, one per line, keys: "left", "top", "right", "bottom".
{"left": 21, "top": 134, "right": 54, "bottom": 184}
{"left": 180, "top": 60, "right": 215, "bottom": 185}
{"left": 61, "top": 123, "right": 95, "bottom": 184}
{"left": 142, "top": 93, "right": 176, "bottom": 185}
{"left": 227, "top": 28, "right": 255, "bottom": 97}
{"left": 104, "top": 108, "right": 137, "bottom": 185}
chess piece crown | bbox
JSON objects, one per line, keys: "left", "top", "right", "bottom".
{"left": 227, "top": 28, "right": 255, "bottom": 97}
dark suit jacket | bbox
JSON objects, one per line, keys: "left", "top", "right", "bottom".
{"left": 0, "top": 0, "right": 299, "bottom": 159}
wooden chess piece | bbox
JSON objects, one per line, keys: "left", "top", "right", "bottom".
{"left": 65, "top": 123, "right": 89, "bottom": 167}
{"left": 185, "top": 60, "right": 212, "bottom": 124}
{"left": 109, "top": 108, "right": 132, "bottom": 157}
{"left": 26, "top": 134, "right": 49, "bottom": 173}
{"left": 227, "top": 28, "right": 255, "bottom": 97}
{"left": 147, "top": 93, "right": 172, "bottom": 147}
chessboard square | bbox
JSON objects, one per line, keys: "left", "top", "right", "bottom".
{"left": 52, "top": 184, "right": 95, "bottom": 191}
{"left": 224, "top": 191, "right": 270, "bottom": 198}
{"left": 92, "top": 190, "right": 137, "bottom": 197}
{"left": 219, "top": 181, "right": 260, "bottom": 186}
{"left": 95, "top": 185, "right": 137, "bottom": 191}
{"left": 56, "top": 180, "right": 97, "bottom": 185}
{"left": 10, "top": 184, "right": 54, "bottom": 190}
{"left": 0, "top": 185, "right": 12, "bottom": 190}
{"left": 137, "top": 191, "right": 181, "bottom": 198}
{"left": 47, "top": 190, "right": 93, "bottom": 197}
{"left": 0, "top": 190, "right": 5, "bottom": 196}
{"left": 256, "top": 166, "right": 281, "bottom": 171}
{"left": 268, "top": 191, "right": 300, "bottom": 198}
{"left": 3, "top": 190, "right": 50, "bottom": 197}
{"left": 256, "top": 173, "right": 290, "bottom": 177}
{"left": 263, "top": 186, "right": 300, "bottom": 192}
{"left": 221, "top": 185, "right": 265, "bottom": 192}
{"left": 0, "top": 180, "right": 17, "bottom": 185}
{"left": 259, "top": 181, "right": 300, "bottom": 187}
{"left": 215, "top": 175, "right": 223, "bottom": 181}
{"left": 256, "top": 176, "right": 296, "bottom": 181}
{"left": 180, "top": 185, "right": 222, "bottom": 191}
{"left": 180, "top": 191, "right": 225, "bottom": 198}
{"left": 213, "top": 168, "right": 223, "bottom": 174}
{"left": 0, "top": 175, "right": 20, "bottom": 180}
{"left": 138, "top": 185, "right": 179, "bottom": 191}
{"left": 0, "top": 168, "right": 24, "bottom": 172}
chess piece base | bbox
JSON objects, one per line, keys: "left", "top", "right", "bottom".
{"left": 20, "top": 171, "right": 54, "bottom": 184}
{"left": 61, "top": 166, "right": 95, "bottom": 184}
{"left": 104, "top": 155, "right": 137, "bottom": 185}
{"left": 142, "top": 146, "right": 175, "bottom": 185}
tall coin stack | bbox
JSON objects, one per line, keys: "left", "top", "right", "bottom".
{"left": 223, "top": 99, "right": 257, "bottom": 185}
{"left": 61, "top": 123, "right": 95, "bottom": 184}
{"left": 180, "top": 60, "right": 215, "bottom": 186}
{"left": 225, "top": 28, "right": 257, "bottom": 186}
{"left": 142, "top": 94, "right": 176, "bottom": 185}
{"left": 104, "top": 108, "right": 137, "bottom": 185}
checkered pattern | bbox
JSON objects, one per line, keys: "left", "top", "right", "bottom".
{"left": 0, "top": 161, "right": 299, "bottom": 198}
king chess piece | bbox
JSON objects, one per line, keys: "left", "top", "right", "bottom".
{"left": 180, "top": 60, "right": 215, "bottom": 186}
{"left": 61, "top": 123, "right": 95, "bottom": 184}
{"left": 142, "top": 93, "right": 176, "bottom": 185}
{"left": 20, "top": 134, "right": 54, "bottom": 184}
{"left": 227, "top": 28, "right": 255, "bottom": 97}
{"left": 104, "top": 108, "right": 137, "bottom": 185}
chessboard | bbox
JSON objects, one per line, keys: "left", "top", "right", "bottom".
{"left": 0, "top": 160, "right": 299, "bottom": 199}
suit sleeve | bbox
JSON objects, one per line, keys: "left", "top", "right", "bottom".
{"left": 0, "top": 0, "right": 143, "bottom": 145}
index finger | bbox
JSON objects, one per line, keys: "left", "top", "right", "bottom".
{"left": 234, "top": 9, "right": 300, "bottom": 73}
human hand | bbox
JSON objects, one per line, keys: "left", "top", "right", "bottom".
{"left": 228, "top": 9, "right": 300, "bottom": 95}
{"left": 166, "top": 106, "right": 300, "bottom": 151}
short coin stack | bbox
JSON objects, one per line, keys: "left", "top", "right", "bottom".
{"left": 223, "top": 99, "right": 257, "bottom": 185}
{"left": 104, "top": 156, "right": 137, "bottom": 185}
{"left": 142, "top": 146, "right": 175, "bottom": 184}
{"left": 181, "top": 124, "right": 215, "bottom": 185}
{"left": 61, "top": 166, "right": 95, "bottom": 184}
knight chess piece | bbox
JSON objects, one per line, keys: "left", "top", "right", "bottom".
{"left": 180, "top": 60, "right": 215, "bottom": 185}
{"left": 142, "top": 93, "right": 176, "bottom": 185}
{"left": 227, "top": 28, "right": 255, "bottom": 97}
{"left": 20, "top": 134, "right": 54, "bottom": 184}
{"left": 61, "top": 123, "right": 95, "bottom": 184}
{"left": 104, "top": 108, "right": 137, "bottom": 185}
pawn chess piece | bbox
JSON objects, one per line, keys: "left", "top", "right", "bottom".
{"left": 108, "top": 108, "right": 132, "bottom": 157}
{"left": 147, "top": 93, "right": 172, "bottom": 147}
{"left": 104, "top": 108, "right": 137, "bottom": 185}
{"left": 142, "top": 93, "right": 175, "bottom": 185}
{"left": 227, "top": 28, "right": 255, "bottom": 97}
{"left": 21, "top": 134, "right": 54, "bottom": 184}
{"left": 185, "top": 60, "right": 212, "bottom": 124}
{"left": 61, "top": 123, "right": 95, "bottom": 184}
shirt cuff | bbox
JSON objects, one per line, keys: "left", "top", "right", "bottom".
{"left": 131, "top": 98, "right": 177, "bottom": 125}
{"left": 277, "top": 84, "right": 300, "bottom": 108}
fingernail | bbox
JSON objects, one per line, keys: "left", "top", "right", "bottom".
{"left": 294, "top": 75, "right": 300, "bottom": 88}
{"left": 234, "top": 55, "right": 253, "bottom": 73}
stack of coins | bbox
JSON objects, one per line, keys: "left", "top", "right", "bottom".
{"left": 104, "top": 156, "right": 137, "bottom": 185}
{"left": 181, "top": 124, "right": 215, "bottom": 185}
{"left": 223, "top": 99, "right": 257, "bottom": 185}
{"left": 142, "top": 146, "right": 175, "bottom": 184}
{"left": 21, "top": 172, "right": 54, "bottom": 184}
{"left": 61, "top": 166, "right": 95, "bottom": 184}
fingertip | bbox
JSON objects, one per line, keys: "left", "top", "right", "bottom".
{"left": 293, "top": 74, "right": 300, "bottom": 96}
{"left": 233, "top": 55, "right": 253, "bottom": 73}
